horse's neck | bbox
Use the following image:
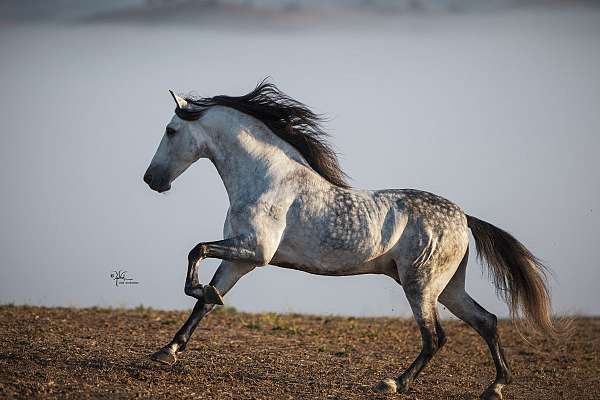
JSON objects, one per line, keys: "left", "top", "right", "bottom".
{"left": 204, "top": 108, "right": 314, "bottom": 206}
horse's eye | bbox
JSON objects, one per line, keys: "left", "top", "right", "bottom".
{"left": 166, "top": 127, "right": 176, "bottom": 136}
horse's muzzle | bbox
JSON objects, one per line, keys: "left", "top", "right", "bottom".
{"left": 143, "top": 170, "right": 171, "bottom": 193}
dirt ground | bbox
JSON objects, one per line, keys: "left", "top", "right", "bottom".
{"left": 0, "top": 305, "right": 598, "bottom": 399}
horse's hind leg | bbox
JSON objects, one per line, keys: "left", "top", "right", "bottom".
{"left": 380, "top": 293, "right": 444, "bottom": 393}
{"left": 375, "top": 266, "right": 453, "bottom": 393}
{"left": 439, "top": 250, "right": 511, "bottom": 400}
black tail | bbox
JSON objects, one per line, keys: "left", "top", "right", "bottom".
{"left": 467, "top": 215, "right": 556, "bottom": 335}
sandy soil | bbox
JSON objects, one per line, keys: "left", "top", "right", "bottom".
{"left": 0, "top": 305, "right": 597, "bottom": 399}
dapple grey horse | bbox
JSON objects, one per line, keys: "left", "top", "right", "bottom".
{"left": 143, "top": 81, "right": 556, "bottom": 399}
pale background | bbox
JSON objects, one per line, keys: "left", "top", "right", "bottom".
{"left": 0, "top": 0, "right": 598, "bottom": 317}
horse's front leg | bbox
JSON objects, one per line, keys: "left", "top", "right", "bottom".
{"left": 183, "top": 236, "right": 267, "bottom": 304}
{"left": 151, "top": 261, "right": 254, "bottom": 365}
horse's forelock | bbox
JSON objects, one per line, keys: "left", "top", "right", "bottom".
{"left": 174, "top": 106, "right": 204, "bottom": 121}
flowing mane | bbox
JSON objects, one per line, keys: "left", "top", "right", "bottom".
{"left": 184, "top": 80, "right": 350, "bottom": 188}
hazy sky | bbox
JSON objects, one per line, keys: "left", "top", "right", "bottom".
{"left": 0, "top": 4, "right": 598, "bottom": 318}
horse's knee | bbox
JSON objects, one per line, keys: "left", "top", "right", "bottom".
{"left": 188, "top": 243, "right": 207, "bottom": 263}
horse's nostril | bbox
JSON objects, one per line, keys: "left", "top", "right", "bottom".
{"left": 143, "top": 173, "right": 153, "bottom": 184}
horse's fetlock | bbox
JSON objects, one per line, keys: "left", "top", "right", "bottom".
{"left": 184, "top": 283, "right": 202, "bottom": 298}
{"left": 396, "top": 376, "right": 411, "bottom": 393}
{"left": 503, "top": 369, "right": 512, "bottom": 384}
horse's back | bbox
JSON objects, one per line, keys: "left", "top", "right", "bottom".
{"left": 273, "top": 186, "right": 467, "bottom": 276}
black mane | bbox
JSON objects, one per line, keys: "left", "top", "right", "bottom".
{"left": 183, "top": 80, "right": 350, "bottom": 188}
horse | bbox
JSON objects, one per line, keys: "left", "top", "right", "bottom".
{"left": 143, "top": 80, "right": 556, "bottom": 399}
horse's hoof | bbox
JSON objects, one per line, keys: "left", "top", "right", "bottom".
{"left": 480, "top": 386, "right": 503, "bottom": 400}
{"left": 150, "top": 348, "right": 177, "bottom": 366}
{"left": 373, "top": 378, "right": 397, "bottom": 394}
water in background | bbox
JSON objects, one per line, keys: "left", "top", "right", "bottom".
{"left": 0, "top": 1, "right": 599, "bottom": 317}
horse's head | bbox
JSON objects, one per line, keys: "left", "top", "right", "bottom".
{"left": 143, "top": 91, "right": 209, "bottom": 193}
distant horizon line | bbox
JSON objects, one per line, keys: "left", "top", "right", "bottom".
{"left": 0, "top": 302, "right": 593, "bottom": 319}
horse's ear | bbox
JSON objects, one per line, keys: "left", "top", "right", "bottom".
{"left": 169, "top": 90, "right": 188, "bottom": 109}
